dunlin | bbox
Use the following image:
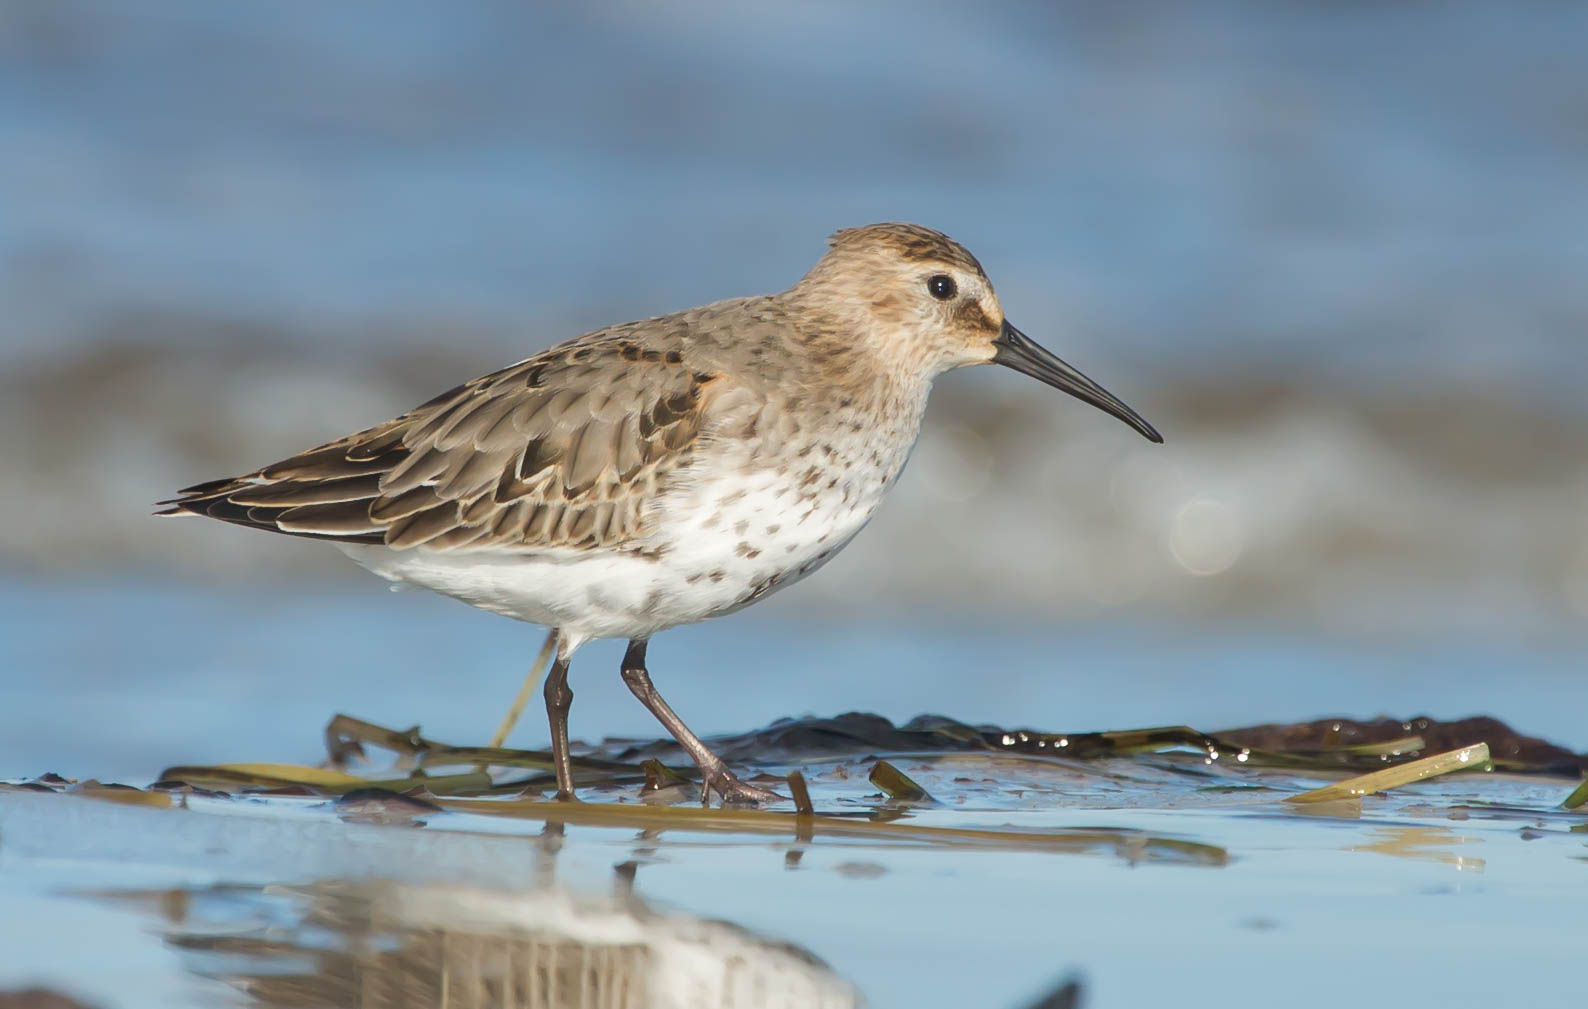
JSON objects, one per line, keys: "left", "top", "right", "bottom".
{"left": 160, "top": 223, "right": 1161, "bottom": 803}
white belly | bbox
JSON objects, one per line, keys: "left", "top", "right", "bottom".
{"left": 337, "top": 463, "right": 885, "bottom": 646}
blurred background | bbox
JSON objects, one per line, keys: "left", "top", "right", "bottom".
{"left": 2, "top": 0, "right": 1585, "bottom": 774}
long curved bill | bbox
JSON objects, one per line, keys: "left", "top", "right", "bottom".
{"left": 993, "top": 321, "right": 1163, "bottom": 443}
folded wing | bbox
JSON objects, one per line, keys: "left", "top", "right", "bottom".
{"left": 158, "top": 335, "right": 720, "bottom": 552}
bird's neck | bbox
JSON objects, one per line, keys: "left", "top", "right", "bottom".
{"left": 779, "top": 290, "right": 936, "bottom": 404}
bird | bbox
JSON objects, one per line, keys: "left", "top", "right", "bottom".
{"left": 159, "top": 223, "right": 1162, "bottom": 805}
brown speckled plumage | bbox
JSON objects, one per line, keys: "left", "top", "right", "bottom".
{"left": 161, "top": 224, "right": 1002, "bottom": 556}
{"left": 828, "top": 222, "right": 987, "bottom": 275}
{"left": 159, "top": 222, "right": 1161, "bottom": 805}
{"left": 161, "top": 333, "right": 722, "bottom": 551}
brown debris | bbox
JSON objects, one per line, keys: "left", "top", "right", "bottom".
{"left": 1217, "top": 716, "right": 1588, "bottom": 775}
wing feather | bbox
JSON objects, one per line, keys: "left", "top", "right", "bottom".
{"left": 275, "top": 501, "right": 385, "bottom": 537}
{"left": 158, "top": 332, "right": 723, "bottom": 553}
{"left": 367, "top": 484, "right": 445, "bottom": 522}
{"left": 385, "top": 503, "right": 464, "bottom": 548}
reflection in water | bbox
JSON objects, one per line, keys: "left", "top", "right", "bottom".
{"left": 111, "top": 876, "right": 859, "bottom": 1009}
{"left": 1350, "top": 825, "right": 1485, "bottom": 871}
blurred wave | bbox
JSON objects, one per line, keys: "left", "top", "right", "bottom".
{"left": 6, "top": 336, "right": 1585, "bottom": 637}
{"left": 2, "top": 1, "right": 1585, "bottom": 634}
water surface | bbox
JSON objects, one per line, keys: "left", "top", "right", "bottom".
{"left": 2, "top": 579, "right": 1584, "bottom": 1008}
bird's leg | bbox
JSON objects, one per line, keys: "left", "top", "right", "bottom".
{"left": 619, "top": 639, "right": 782, "bottom": 805}
{"left": 542, "top": 643, "right": 577, "bottom": 801}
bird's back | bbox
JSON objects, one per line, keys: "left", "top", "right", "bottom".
{"left": 158, "top": 298, "right": 780, "bottom": 555}
{"left": 159, "top": 289, "right": 932, "bottom": 637}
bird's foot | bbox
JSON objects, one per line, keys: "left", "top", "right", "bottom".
{"left": 701, "top": 765, "right": 784, "bottom": 806}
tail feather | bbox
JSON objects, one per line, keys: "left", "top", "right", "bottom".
{"left": 223, "top": 473, "right": 384, "bottom": 508}
{"left": 156, "top": 416, "right": 412, "bottom": 545}
{"left": 154, "top": 475, "right": 387, "bottom": 545}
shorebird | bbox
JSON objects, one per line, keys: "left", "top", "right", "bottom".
{"left": 160, "top": 223, "right": 1161, "bottom": 804}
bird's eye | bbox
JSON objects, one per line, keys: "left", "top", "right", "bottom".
{"left": 926, "top": 274, "right": 957, "bottom": 301}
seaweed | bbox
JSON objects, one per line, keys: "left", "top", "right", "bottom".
{"left": 868, "top": 759, "right": 935, "bottom": 803}
{"left": 1285, "top": 743, "right": 1491, "bottom": 803}
{"left": 9, "top": 710, "right": 1578, "bottom": 853}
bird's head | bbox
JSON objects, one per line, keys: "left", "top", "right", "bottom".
{"left": 794, "top": 223, "right": 1162, "bottom": 443}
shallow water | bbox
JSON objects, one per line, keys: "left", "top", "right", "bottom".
{"left": 2, "top": 579, "right": 1585, "bottom": 1007}
{"left": 4, "top": 578, "right": 1586, "bottom": 781}
{"left": 2, "top": 754, "right": 1584, "bottom": 1008}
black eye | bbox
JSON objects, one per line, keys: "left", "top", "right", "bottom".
{"left": 926, "top": 274, "right": 957, "bottom": 301}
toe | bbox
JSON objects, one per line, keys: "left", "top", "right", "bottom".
{"left": 718, "top": 778, "right": 785, "bottom": 806}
